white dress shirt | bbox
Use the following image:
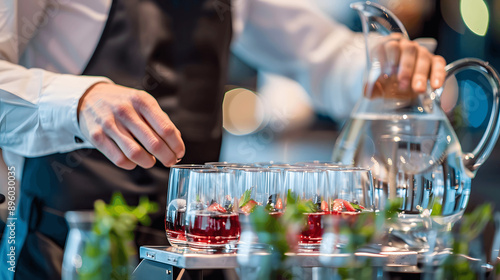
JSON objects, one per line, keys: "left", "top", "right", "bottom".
{"left": 0, "top": 0, "right": 366, "bottom": 178}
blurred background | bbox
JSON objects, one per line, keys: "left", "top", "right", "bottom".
{"left": 220, "top": 0, "right": 500, "bottom": 213}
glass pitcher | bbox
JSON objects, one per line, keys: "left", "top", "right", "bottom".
{"left": 332, "top": 1, "right": 500, "bottom": 251}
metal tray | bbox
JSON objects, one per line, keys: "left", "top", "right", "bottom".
{"left": 139, "top": 246, "right": 419, "bottom": 269}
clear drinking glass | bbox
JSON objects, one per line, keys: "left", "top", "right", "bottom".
{"left": 185, "top": 169, "right": 240, "bottom": 252}
{"left": 236, "top": 168, "right": 282, "bottom": 279}
{"left": 266, "top": 164, "right": 295, "bottom": 182}
{"left": 326, "top": 167, "right": 375, "bottom": 212}
{"left": 283, "top": 168, "right": 330, "bottom": 250}
{"left": 165, "top": 164, "right": 209, "bottom": 247}
{"left": 235, "top": 168, "right": 283, "bottom": 215}
{"left": 320, "top": 168, "right": 376, "bottom": 257}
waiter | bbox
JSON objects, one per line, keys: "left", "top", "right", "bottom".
{"left": 0, "top": 0, "right": 446, "bottom": 279}
{"left": 0, "top": 0, "right": 229, "bottom": 278}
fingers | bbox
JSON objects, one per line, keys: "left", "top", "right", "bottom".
{"left": 133, "top": 91, "right": 186, "bottom": 161}
{"left": 412, "top": 48, "right": 432, "bottom": 93}
{"left": 101, "top": 115, "right": 157, "bottom": 169}
{"left": 430, "top": 55, "right": 447, "bottom": 89}
{"left": 115, "top": 103, "right": 180, "bottom": 167}
{"left": 87, "top": 127, "right": 137, "bottom": 170}
{"left": 370, "top": 37, "right": 446, "bottom": 99}
{"left": 384, "top": 40, "right": 401, "bottom": 75}
{"left": 393, "top": 39, "right": 445, "bottom": 94}
{"left": 397, "top": 40, "right": 418, "bottom": 91}
{"left": 79, "top": 83, "right": 186, "bottom": 170}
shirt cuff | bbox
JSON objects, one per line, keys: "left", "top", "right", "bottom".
{"left": 39, "top": 74, "right": 113, "bottom": 145}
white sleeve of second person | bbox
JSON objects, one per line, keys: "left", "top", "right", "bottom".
{"left": 232, "top": 0, "right": 367, "bottom": 121}
{"left": 0, "top": 1, "right": 112, "bottom": 158}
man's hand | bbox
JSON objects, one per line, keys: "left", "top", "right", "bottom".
{"left": 368, "top": 35, "right": 447, "bottom": 99}
{"left": 78, "top": 83, "right": 185, "bottom": 170}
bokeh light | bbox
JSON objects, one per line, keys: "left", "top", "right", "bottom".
{"left": 441, "top": 0, "right": 466, "bottom": 34}
{"left": 460, "top": 0, "right": 489, "bottom": 36}
{"left": 222, "top": 88, "right": 266, "bottom": 136}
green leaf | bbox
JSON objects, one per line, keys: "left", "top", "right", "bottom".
{"left": 80, "top": 192, "right": 158, "bottom": 279}
{"left": 286, "top": 189, "right": 297, "bottom": 205}
{"left": 297, "top": 200, "right": 316, "bottom": 214}
{"left": 265, "top": 203, "right": 274, "bottom": 212}
{"left": 459, "top": 203, "right": 492, "bottom": 241}
{"left": 442, "top": 203, "right": 493, "bottom": 279}
{"left": 350, "top": 202, "right": 363, "bottom": 212}
{"left": 239, "top": 187, "right": 253, "bottom": 208}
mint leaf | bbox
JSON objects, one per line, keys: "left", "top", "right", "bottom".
{"left": 239, "top": 187, "right": 253, "bottom": 207}
{"left": 265, "top": 203, "right": 274, "bottom": 212}
{"left": 350, "top": 202, "right": 363, "bottom": 212}
{"left": 459, "top": 203, "right": 491, "bottom": 241}
{"left": 286, "top": 189, "right": 297, "bottom": 205}
{"left": 298, "top": 200, "right": 316, "bottom": 213}
{"left": 80, "top": 192, "right": 158, "bottom": 280}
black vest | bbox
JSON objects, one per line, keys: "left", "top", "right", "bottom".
{"left": 10, "top": 0, "right": 232, "bottom": 279}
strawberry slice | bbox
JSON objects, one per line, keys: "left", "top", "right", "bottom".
{"left": 276, "top": 198, "right": 283, "bottom": 210}
{"left": 207, "top": 202, "right": 227, "bottom": 213}
{"left": 332, "top": 199, "right": 343, "bottom": 213}
{"left": 321, "top": 200, "right": 329, "bottom": 212}
{"left": 342, "top": 200, "right": 356, "bottom": 212}
{"left": 240, "top": 199, "right": 258, "bottom": 214}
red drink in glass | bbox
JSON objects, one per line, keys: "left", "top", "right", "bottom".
{"left": 165, "top": 210, "right": 186, "bottom": 243}
{"left": 325, "top": 211, "right": 363, "bottom": 237}
{"left": 186, "top": 211, "right": 240, "bottom": 247}
{"left": 300, "top": 212, "right": 330, "bottom": 245}
{"left": 298, "top": 200, "right": 364, "bottom": 249}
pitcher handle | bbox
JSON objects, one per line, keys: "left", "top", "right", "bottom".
{"left": 437, "top": 58, "right": 500, "bottom": 173}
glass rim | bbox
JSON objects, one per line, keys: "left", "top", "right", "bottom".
{"left": 170, "top": 164, "right": 210, "bottom": 169}
{"left": 222, "top": 166, "right": 255, "bottom": 171}
{"left": 205, "top": 161, "right": 230, "bottom": 164}
{"left": 205, "top": 161, "right": 253, "bottom": 167}
{"left": 325, "top": 167, "right": 372, "bottom": 172}
{"left": 253, "top": 161, "right": 288, "bottom": 166}
{"left": 190, "top": 168, "right": 234, "bottom": 174}
{"left": 283, "top": 167, "right": 325, "bottom": 173}
{"left": 266, "top": 164, "right": 299, "bottom": 169}
{"left": 233, "top": 167, "right": 281, "bottom": 173}
{"left": 294, "top": 161, "right": 344, "bottom": 166}
{"left": 312, "top": 165, "right": 351, "bottom": 169}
